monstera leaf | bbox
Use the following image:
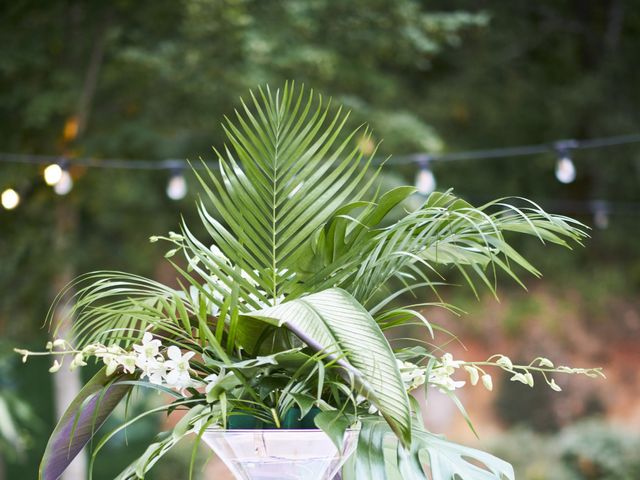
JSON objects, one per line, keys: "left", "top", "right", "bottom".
{"left": 40, "top": 368, "right": 132, "bottom": 480}
{"left": 419, "top": 430, "right": 514, "bottom": 480}
{"left": 346, "top": 417, "right": 514, "bottom": 480}
{"left": 242, "top": 287, "right": 412, "bottom": 446}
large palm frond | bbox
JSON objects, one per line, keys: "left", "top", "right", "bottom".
{"left": 242, "top": 288, "right": 412, "bottom": 446}
{"left": 48, "top": 271, "right": 196, "bottom": 348}
{"left": 187, "top": 82, "right": 379, "bottom": 310}
{"left": 294, "top": 190, "right": 587, "bottom": 306}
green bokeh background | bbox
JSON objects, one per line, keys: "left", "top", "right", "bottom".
{"left": 1, "top": 1, "right": 639, "bottom": 478}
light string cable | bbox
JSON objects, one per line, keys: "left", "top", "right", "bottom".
{"left": 1, "top": 133, "right": 639, "bottom": 170}
{"left": 1, "top": 133, "right": 639, "bottom": 218}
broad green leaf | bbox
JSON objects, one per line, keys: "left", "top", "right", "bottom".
{"left": 243, "top": 287, "right": 412, "bottom": 446}
{"left": 419, "top": 429, "right": 514, "bottom": 480}
{"left": 40, "top": 368, "right": 133, "bottom": 480}
{"left": 345, "top": 417, "right": 514, "bottom": 480}
{"left": 313, "top": 410, "right": 353, "bottom": 451}
{"left": 290, "top": 393, "right": 317, "bottom": 419}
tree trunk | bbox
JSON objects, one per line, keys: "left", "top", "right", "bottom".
{"left": 52, "top": 203, "right": 85, "bottom": 480}
{"left": 50, "top": 9, "right": 112, "bottom": 479}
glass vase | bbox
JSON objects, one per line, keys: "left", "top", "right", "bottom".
{"left": 201, "top": 428, "right": 359, "bottom": 480}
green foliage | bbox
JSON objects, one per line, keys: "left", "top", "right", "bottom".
{"left": 246, "top": 288, "right": 412, "bottom": 446}
{"left": 345, "top": 417, "right": 514, "bottom": 480}
{"left": 2, "top": 2, "right": 637, "bottom": 479}
{"left": 34, "top": 85, "right": 590, "bottom": 479}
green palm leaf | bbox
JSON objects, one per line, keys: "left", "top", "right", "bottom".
{"left": 48, "top": 271, "right": 198, "bottom": 348}
{"left": 189, "top": 82, "right": 379, "bottom": 311}
{"left": 298, "top": 190, "right": 587, "bottom": 305}
{"left": 242, "top": 287, "right": 412, "bottom": 446}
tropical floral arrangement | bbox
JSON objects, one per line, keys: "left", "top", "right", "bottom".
{"left": 17, "top": 84, "right": 604, "bottom": 480}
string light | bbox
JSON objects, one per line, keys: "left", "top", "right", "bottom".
{"left": 166, "top": 169, "right": 187, "bottom": 200}
{"left": 43, "top": 163, "right": 63, "bottom": 186}
{"left": 0, "top": 133, "right": 637, "bottom": 215}
{"left": 1, "top": 188, "right": 20, "bottom": 210}
{"left": 415, "top": 155, "right": 436, "bottom": 195}
{"left": 592, "top": 201, "right": 610, "bottom": 229}
{"left": 53, "top": 167, "right": 73, "bottom": 195}
{"left": 554, "top": 140, "right": 578, "bottom": 184}
{"left": 0, "top": 133, "right": 639, "bottom": 171}
{"left": 555, "top": 156, "right": 576, "bottom": 184}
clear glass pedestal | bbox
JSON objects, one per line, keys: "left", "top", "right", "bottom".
{"left": 201, "top": 428, "right": 359, "bottom": 480}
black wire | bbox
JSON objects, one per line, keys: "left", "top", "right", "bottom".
{"left": 0, "top": 133, "right": 639, "bottom": 170}
{"left": 2, "top": 134, "right": 640, "bottom": 216}
{"left": 0, "top": 153, "right": 190, "bottom": 170}
{"left": 387, "top": 133, "right": 640, "bottom": 165}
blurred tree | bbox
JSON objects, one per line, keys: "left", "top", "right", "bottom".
{"left": 1, "top": 0, "right": 639, "bottom": 477}
{"left": 424, "top": 0, "right": 640, "bottom": 276}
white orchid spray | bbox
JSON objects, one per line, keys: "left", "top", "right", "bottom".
{"left": 17, "top": 332, "right": 208, "bottom": 394}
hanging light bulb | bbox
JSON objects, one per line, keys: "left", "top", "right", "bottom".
{"left": 1, "top": 188, "right": 20, "bottom": 210}
{"left": 592, "top": 201, "right": 609, "bottom": 230}
{"left": 555, "top": 155, "right": 576, "bottom": 184}
{"left": 43, "top": 163, "right": 63, "bottom": 186}
{"left": 415, "top": 155, "right": 436, "bottom": 195}
{"left": 167, "top": 170, "right": 187, "bottom": 200}
{"left": 554, "top": 141, "right": 578, "bottom": 184}
{"left": 54, "top": 169, "right": 73, "bottom": 195}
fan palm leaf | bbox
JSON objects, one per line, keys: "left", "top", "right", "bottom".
{"left": 188, "top": 82, "right": 379, "bottom": 310}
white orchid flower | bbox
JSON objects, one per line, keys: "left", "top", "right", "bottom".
{"left": 133, "top": 332, "right": 162, "bottom": 368}
{"left": 165, "top": 346, "right": 195, "bottom": 389}
{"left": 141, "top": 358, "right": 167, "bottom": 385}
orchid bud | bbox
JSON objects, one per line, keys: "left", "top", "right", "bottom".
{"left": 464, "top": 366, "right": 479, "bottom": 386}
{"left": 481, "top": 374, "right": 493, "bottom": 391}
{"left": 496, "top": 355, "right": 513, "bottom": 370}
{"left": 538, "top": 357, "right": 554, "bottom": 368}
{"left": 549, "top": 379, "right": 562, "bottom": 392}
{"left": 49, "top": 360, "right": 62, "bottom": 373}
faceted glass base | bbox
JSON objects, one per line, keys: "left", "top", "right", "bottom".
{"left": 202, "top": 428, "right": 359, "bottom": 480}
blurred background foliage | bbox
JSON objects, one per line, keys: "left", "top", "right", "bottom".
{"left": 1, "top": 0, "right": 639, "bottom": 478}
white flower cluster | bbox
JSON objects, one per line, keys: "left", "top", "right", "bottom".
{"left": 392, "top": 354, "right": 494, "bottom": 395}
{"left": 488, "top": 354, "right": 602, "bottom": 392}
{"left": 131, "top": 333, "right": 196, "bottom": 390}
{"left": 428, "top": 353, "right": 468, "bottom": 393}
{"left": 45, "top": 333, "right": 197, "bottom": 391}
{"left": 359, "top": 356, "right": 475, "bottom": 415}
{"left": 397, "top": 359, "right": 426, "bottom": 391}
